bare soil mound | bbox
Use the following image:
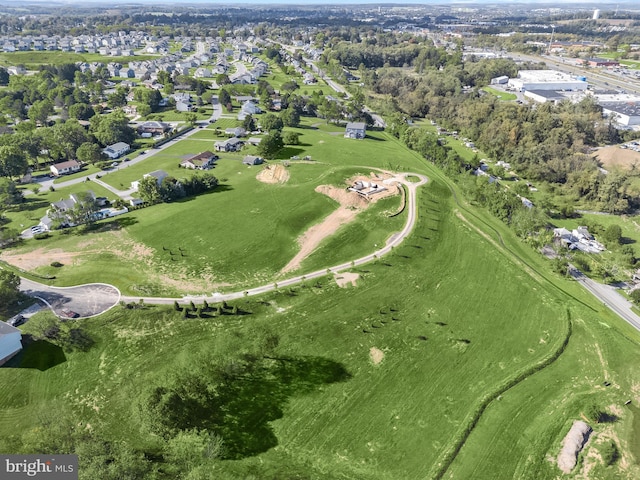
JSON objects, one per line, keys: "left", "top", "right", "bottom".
{"left": 335, "top": 272, "right": 360, "bottom": 287}
{"left": 557, "top": 420, "right": 592, "bottom": 473}
{"left": 256, "top": 163, "right": 290, "bottom": 184}
{"left": 370, "top": 347, "right": 384, "bottom": 365}
{"left": 593, "top": 146, "right": 640, "bottom": 171}
{"left": 280, "top": 174, "right": 398, "bottom": 273}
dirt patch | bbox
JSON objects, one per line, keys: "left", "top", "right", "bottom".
{"left": 256, "top": 163, "right": 290, "bottom": 184}
{"left": 0, "top": 247, "right": 88, "bottom": 270}
{"left": 593, "top": 146, "right": 640, "bottom": 171}
{"left": 370, "top": 347, "right": 384, "bottom": 365}
{"left": 335, "top": 272, "right": 360, "bottom": 287}
{"left": 281, "top": 175, "right": 398, "bottom": 273}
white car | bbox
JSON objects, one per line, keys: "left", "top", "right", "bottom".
{"left": 30, "top": 226, "right": 44, "bottom": 235}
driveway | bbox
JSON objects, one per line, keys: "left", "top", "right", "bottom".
{"left": 19, "top": 278, "right": 121, "bottom": 318}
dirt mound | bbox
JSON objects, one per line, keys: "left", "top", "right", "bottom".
{"left": 335, "top": 272, "right": 360, "bottom": 287}
{"left": 280, "top": 174, "right": 399, "bottom": 273}
{"left": 557, "top": 420, "right": 592, "bottom": 473}
{"left": 593, "top": 146, "right": 640, "bottom": 171}
{"left": 256, "top": 163, "right": 290, "bottom": 184}
{"left": 316, "top": 184, "right": 369, "bottom": 209}
{"left": 370, "top": 347, "right": 384, "bottom": 365}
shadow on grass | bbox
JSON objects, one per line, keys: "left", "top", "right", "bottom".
{"left": 147, "top": 355, "right": 350, "bottom": 459}
{"left": 279, "top": 147, "right": 306, "bottom": 158}
{"left": 4, "top": 336, "right": 66, "bottom": 371}
{"left": 9, "top": 198, "right": 49, "bottom": 212}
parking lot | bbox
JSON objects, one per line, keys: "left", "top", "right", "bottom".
{"left": 19, "top": 278, "right": 121, "bottom": 318}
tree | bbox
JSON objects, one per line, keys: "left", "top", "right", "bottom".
{"left": 76, "top": 143, "right": 103, "bottom": 164}
{"left": 27, "top": 99, "right": 54, "bottom": 125}
{"left": 90, "top": 110, "right": 135, "bottom": 146}
{"left": 137, "top": 176, "right": 162, "bottom": 204}
{"left": 242, "top": 114, "right": 256, "bottom": 132}
{"left": 106, "top": 88, "right": 127, "bottom": 109}
{"left": 0, "top": 145, "right": 28, "bottom": 178}
{"left": 218, "top": 89, "right": 231, "bottom": 108}
{"left": 261, "top": 113, "right": 283, "bottom": 132}
{"left": 0, "top": 67, "right": 9, "bottom": 86}
{"left": 257, "top": 131, "right": 284, "bottom": 160}
{"left": 184, "top": 113, "right": 198, "bottom": 127}
{"left": 283, "top": 131, "right": 300, "bottom": 145}
{"left": 216, "top": 73, "right": 230, "bottom": 86}
{"left": 602, "top": 224, "right": 622, "bottom": 247}
{"left": 68, "top": 103, "right": 94, "bottom": 120}
{"left": 585, "top": 403, "right": 603, "bottom": 423}
{"left": 0, "top": 269, "right": 20, "bottom": 308}
{"left": 281, "top": 106, "right": 300, "bottom": 127}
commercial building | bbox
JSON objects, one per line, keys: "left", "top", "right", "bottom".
{"left": 507, "top": 70, "right": 588, "bottom": 92}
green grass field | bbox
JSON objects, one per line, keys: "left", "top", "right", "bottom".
{"left": 481, "top": 86, "right": 518, "bottom": 101}
{"left": 2, "top": 167, "right": 639, "bottom": 479}
{"left": 1, "top": 119, "right": 421, "bottom": 295}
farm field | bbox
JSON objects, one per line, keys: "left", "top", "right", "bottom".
{"left": 1, "top": 173, "right": 639, "bottom": 479}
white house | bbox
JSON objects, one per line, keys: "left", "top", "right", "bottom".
{"left": 102, "top": 142, "right": 130, "bottom": 159}
{"left": 50, "top": 160, "right": 81, "bottom": 176}
{"left": 180, "top": 151, "right": 218, "bottom": 170}
{"left": 0, "top": 321, "right": 22, "bottom": 366}
{"left": 131, "top": 170, "right": 169, "bottom": 191}
{"left": 345, "top": 122, "right": 366, "bottom": 139}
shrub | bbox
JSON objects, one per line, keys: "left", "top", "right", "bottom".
{"left": 601, "top": 440, "right": 619, "bottom": 466}
{"left": 50, "top": 261, "right": 63, "bottom": 268}
{"left": 34, "top": 232, "right": 51, "bottom": 240}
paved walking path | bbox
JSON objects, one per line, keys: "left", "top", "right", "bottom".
{"left": 17, "top": 172, "right": 427, "bottom": 315}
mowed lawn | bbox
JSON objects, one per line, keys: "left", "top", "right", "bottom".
{"left": 1, "top": 121, "right": 423, "bottom": 294}
{"left": 0, "top": 176, "right": 599, "bottom": 480}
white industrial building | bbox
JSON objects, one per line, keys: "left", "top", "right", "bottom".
{"left": 524, "top": 90, "right": 567, "bottom": 104}
{"left": 508, "top": 70, "right": 588, "bottom": 92}
{"left": 0, "top": 321, "right": 22, "bottom": 366}
{"left": 601, "top": 103, "right": 640, "bottom": 127}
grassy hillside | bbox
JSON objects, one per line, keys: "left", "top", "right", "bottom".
{"left": 2, "top": 167, "right": 638, "bottom": 479}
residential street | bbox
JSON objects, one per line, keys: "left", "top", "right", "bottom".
{"left": 570, "top": 267, "right": 640, "bottom": 331}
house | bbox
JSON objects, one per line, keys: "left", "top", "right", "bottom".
{"left": 243, "top": 155, "right": 264, "bottom": 165}
{"left": 50, "top": 160, "right": 81, "bottom": 176}
{"left": 181, "top": 151, "right": 218, "bottom": 170}
{"left": 247, "top": 137, "right": 262, "bottom": 146}
{"left": 224, "top": 127, "right": 246, "bottom": 137}
{"left": 214, "top": 137, "right": 244, "bottom": 152}
{"left": 137, "top": 121, "right": 171, "bottom": 136}
{"left": 40, "top": 191, "right": 98, "bottom": 230}
{"left": 0, "top": 321, "right": 22, "bottom": 366}
{"left": 131, "top": 170, "right": 169, "bottom": 191}
{"left": 102, "top": 142, "right": 130, "bottom": 159}
{"left": 344, "top": 122, "right": 366, "bottom": 139}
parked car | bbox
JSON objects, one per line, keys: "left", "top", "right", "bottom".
{"left": 60, "top": 309, "right": 79, "bottom": 319}
{"left": 7, "top": 315, "right": 25, "bottom": 327}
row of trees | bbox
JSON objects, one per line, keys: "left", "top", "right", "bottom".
{"left": 138, "top": 172, "right": 219, "bottom": 204}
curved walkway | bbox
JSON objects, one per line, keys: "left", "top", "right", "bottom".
{"left": 119, "top": 172, "right": 427, "bottom": 304}
{"left": 17, "top": 172, "right": 427, "bottom": 313}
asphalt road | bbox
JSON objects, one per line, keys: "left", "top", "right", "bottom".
{"left": 569, "top": 267, "right": 640, "bottom": 331}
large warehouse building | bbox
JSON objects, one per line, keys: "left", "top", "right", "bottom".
{"left": 600, "top": 103, "right": 640, "bottom": 127}
{"left": 508, "top": 70, "right": 588, "bottom": 92}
